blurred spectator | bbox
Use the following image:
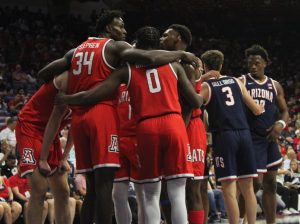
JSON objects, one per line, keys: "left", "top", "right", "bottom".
{"left": 294, "top": 129, "right": 300, "bottom": 150}
{"left": 8, "top": 91, "right": 25, "bottom": 115}
{"left": 283, "top": 147, "right": 296, "bottom": 170}
{"left": 0, "top": 117, "right": 16, "bottom": 155}
{"left": 0, "top": 154, "right": 17, "bottom": 178}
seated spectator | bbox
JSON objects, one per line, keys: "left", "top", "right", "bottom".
{"left": 0, "top": 154, "right": 17, "bottom": 178}
{"left": 9, "top": 164, "right": 48, "bottom": 223}
{"left": 283, "top": 147, "right": 296, "bottom": 170}
{"left": 0, "top": 175, "right": 22, "bottom": 223}
{"left": 0, "top": 117, "right": 16, "bottom": 155}
{"left": 256, "top": 189, "right": 286, "bottom": 213}
{"left": 294, "top": 129, "right": 300, "bottom": 151}
{"left": 284, "top": 159, "right": 300, "bottom": 193}
{"left": 12, "top": 64, "right": 28, "bottom": 88}
{"left": 8, "top": 92, "right": 25, "bottom": 115}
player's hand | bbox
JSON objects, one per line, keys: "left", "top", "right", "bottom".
{"left": 38, "top": 160, "right": 51, "bottom": 177}
{"left": 266, "top": 123, "right": 283, "bottom": 142}
{"left": 201, "top": 70, "right": 221, "bottom": 81}
{"left": 58, "top": 159, "right": 71, "bottom": 174}
{"left": 55, "top": 91, "right": 67, "bottom": 105}
{"left": 180, "top": 52, "right": 199, "bottom": 68}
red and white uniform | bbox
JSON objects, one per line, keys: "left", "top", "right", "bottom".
{"left": 127, "top": 63, "right": 193, "bottom": 183}
{"left": 186, "top": 78, "right": 207, "bottom": 179}
{"left": 68, "top": 37, "right": 119, "bottom": 173}
{"left": 16, "top": 80, "right": 71, "bottom": 177}
{"left": 114, "top": 84, "right": 139, "bottom": 181}
{"left": 9, "top": 174, "right": 30, "bottom": 197}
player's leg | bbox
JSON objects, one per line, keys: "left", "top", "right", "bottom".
{"left": 10, "top": 201, "right": 22, "bottom": 222}
{"left": 26, "top": 170, "right": 49, "bottom": 224}
{"left": 0, "top": 205, "right": 4, "bottom": 221}
{"left": 42, "top": 201, "right": 49, "bottom": 224}
{"left": 160, "top": 180, "right": 172, "bottom": 224}
{"left": 186, "top": 179, "right": 203, "bottom": 224}
{"left": 68, "top": 197, "right": 76, "bottom": 224}
{"left": 0, "top": 202, "right": 12, "bottom": 224}
{"left": 48, "top": 171, "right": 71, "bottom": 224}
{"left": 221, "top": 180, "right": 239, "bottom": 224}
{"left": 143, "top": 181, "right": 162, "bottom": 224}
{"left": 262, "top": 171, "right": 277, "bottom": 224}
{"left": 238, "top": 178, "right": 257, "bottom": 224}
{"left": 94, "top": 167, "right": 115, "bottom": 224}
{"left": 134, "top": 183, "right": 146, "bottom": 224}
{"left": 47, "top": 199, "right": 55, "bottom": 224}
{"left": 200, "top": 179, "right": 209, "bottom": 223}
{"left": 80, "top": 172, "right": 95, "bottom": 224}
{"left": 112, "top": 181, "right": 132, "bottom": 224}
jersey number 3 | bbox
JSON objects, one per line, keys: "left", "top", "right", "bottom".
{"left": 73, "top": 52, "right": 95, "bottom": 75}
{"left": 222, "top": 86, "right": 235, "bottom": 106}
{"left": 146, "top": 69, "right": 161, "bottom": 93}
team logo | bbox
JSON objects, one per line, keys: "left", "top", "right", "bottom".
{"left": 108, "top": 135, "right": 119, "bottom": 153}
{"left": 187, "top": 144, "right": 192, "bottom": 161}
{"left": 22, "top": 148, "right": 36, "bottom": 165}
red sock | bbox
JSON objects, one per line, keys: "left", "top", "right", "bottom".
{"left": 188, "top": 210, "right": 204, "bottom": 224}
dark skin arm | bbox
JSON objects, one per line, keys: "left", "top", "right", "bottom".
{"left": 267, "top": 81, "right": 289, "bottom": 141}
{"left": 38, "top": 49, "right": 75, "bottom": 83}
{"left": 55, "top": 67, "right": 128, "bottom": 106}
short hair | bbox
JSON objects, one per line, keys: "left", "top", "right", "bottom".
{"left": 201, "top": 50, "right": 224, "bottom": 71}
{"left": 95, "top": 10, "right": 123, "bottom": 34}
{"left": 6, "top": 117, "right": 16, "bottom": 125}
{"left": 245, "top": 44, "right": 270, "bottom": 63}
{"left": 135, "top": 26, "right": 160, "bottom": 49}
{"left": 169, "top": 24, "right": 192, "bottom": 47}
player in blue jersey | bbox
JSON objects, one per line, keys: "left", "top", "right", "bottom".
{"left": 239, "top": 45, "right": 289, "bottom": 224}
{"left": 199, "top": 50, "right": 264, "bottom": 224}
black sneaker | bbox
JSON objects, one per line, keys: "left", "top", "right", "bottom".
{"left": 220, "top": 214, "right": 228, "bottom": 222}
{"left": 208, "top": 214, "right": 220, "bottom": 223}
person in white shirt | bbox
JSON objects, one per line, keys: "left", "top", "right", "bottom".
{"left": 0, "top": 117, "right": 17, "bottom": 155}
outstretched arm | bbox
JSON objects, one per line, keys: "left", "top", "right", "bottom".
{"left": 174, "top": 62, "right": 203, "bottom": 108}
{"left": 38, "top": 49, "right": 75, "bottom": 83}
{"left": 56, "top": 66, "right": 128, "bottom": 106}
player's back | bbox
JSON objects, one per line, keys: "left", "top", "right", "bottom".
{"left": 127, "top": 63, "right": 181, "bottom": 122}
{"left": 18, "top": 80, "right": 71, "bottom": 139}
{"left": 191, "top": 78, "right": 202, "bottom": 118}
{"left": 243, "top": 73, "right": 277, "bottom": 135}
{"left": 117, "top": 84, "right": 136, "bottom": 137}
{"left": 68, "top": 37, "right": 117, "bottom": 113}
{"left": 204, "top": 76, "right": 249, "bottom": 132}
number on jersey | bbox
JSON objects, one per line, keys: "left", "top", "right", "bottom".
{"left": 146, "top": 69, "right": 161, "bottom": 93}
{"left": 73, "top": 52, "right": 95, "bottom": 75}
{"left": 222, "top": 86, "right": 235, "bottom": 106}
{"left": 254, "top": 99, "right": 265, "bottom": 110}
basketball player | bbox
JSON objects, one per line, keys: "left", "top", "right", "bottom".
{"left": 16, "top": 71, "right": 72, "bottom": 224}
{"left": 160, "top": 24, "right": 212, "bottom": 224}
{"left": 239, "top": 45, "right": 289, "bottom": 224}
{"left": 199, "top": 50, "right": 264, "bottom": 224}
{"left": 37, "top": 10, "right": 199, "bottom": 224}
{"left": 55, "top": 26, "right": 204, "bottom": 224}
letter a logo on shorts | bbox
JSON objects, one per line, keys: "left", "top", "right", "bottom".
{"left": 187, "top": 144, "right": 192, "bottom": 162}
{"left": 22, "top": 148, "right": 36, "bottom": 165}
{"left": 108, "top": 135, "right": 119, "bottom": 153}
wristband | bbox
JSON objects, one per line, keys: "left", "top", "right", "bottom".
{"left": 276, "top": 120, "right": 286, "bottom": 129}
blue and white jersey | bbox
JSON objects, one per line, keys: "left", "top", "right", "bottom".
{"left": 204, "top": 76, "right": 249, "bottom": 133}
{"left": 243, "top": 73, "right": 278, "bottom": 136}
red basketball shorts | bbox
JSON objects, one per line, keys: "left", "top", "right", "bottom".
{"left": 114, "top": 136, "right": 139, "bottom": 182}
{"left": 71, "top": 104, "right": 120, "bottom": 173}
{"left": 16, "top": 123, "right": 62, "bottom": 177}
{"left": 134, "top": 113, "right": 193, "bottom": 183}
{"left": 187, "top": 117, "right": 207, "bottom": 179}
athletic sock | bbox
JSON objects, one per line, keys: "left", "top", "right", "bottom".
{"left": 188, "top": 210, "right": 204, "bottom": 224}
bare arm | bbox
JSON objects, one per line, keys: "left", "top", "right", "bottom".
{"left": 237, "top": 79, "right": 263, "bottom": 115}
{"left": 11, "top": 187, "right": 28, "bottom": 202}
{"left": 174, "top": 62, "right": 203, "bottom": 108}
{"left": 274, "top": 81, "right": 289, "bottom": 123}
{"left": 38, "top": 49, "right": 75, "bottom": 83}
{"left": 62, "top": 129, "right": 73, "bottom": 161}
{"left": 56, "top": 67, "right": 128, "bottom": 106}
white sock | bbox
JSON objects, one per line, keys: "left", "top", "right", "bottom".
{"left": 112, "top": 182, "right": 132, "bottom": 224}
{"left": 143, "top": 181, "right": 161, "bottom": 224}
{"left": 167, "top": 178, "right": 188, "bottom": 224}
{"left": 134, "top": 183, "right": 146, "bottom": 224}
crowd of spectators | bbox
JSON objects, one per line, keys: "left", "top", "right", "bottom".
{"left": 0, "top": 3, "right": 298, "bottom": 223}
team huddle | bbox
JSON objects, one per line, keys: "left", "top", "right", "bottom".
{"left": 16, "top": 10, "right": 289, "bottom": 224}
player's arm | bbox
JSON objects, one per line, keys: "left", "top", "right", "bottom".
{"left": 38, "top": 49, "right": 75, "bottom": 83}
{"left": 267, "top": 81, "right": 289, "bottom": 141}
{"left": 237, "top": 79, "right": 264, "bottom": 115}
{"left": 39, "top": 72, "right": 69, "bottom": 176}
{"left": 56, "top": 66, "right": 129, "bottom": 106}
{"left": 173, "top": 62, "right": 203, "bottom": 108}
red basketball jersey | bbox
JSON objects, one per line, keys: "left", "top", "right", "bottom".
{"left": 67, "top": 37, "right": 117, "bottom": 113}
{"left": 18, "top": 81, "right": 72, "bottom": 140}
{"left": 117, "top": 84, "right": 136, "bottom": 137}
{"left": 191, "top": 78, "right": 202, "bottom": 118}
{"left": 127, "top": 63, "right": 181, "bottom": 122}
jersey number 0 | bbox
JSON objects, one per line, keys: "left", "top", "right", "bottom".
{"left": 146, "top": 69, "right": 161, "bottom": 93}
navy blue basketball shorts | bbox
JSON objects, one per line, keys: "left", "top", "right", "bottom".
{"left": 212, "top": 130, "right": 257, "bottom": 182}
{"left": 251, "top": 132, "right": 283, "bottom": 173}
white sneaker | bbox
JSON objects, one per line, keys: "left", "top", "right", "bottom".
{"left": 282, "top": 208, "right": 292, "bottom": 215}
{"left": 289, "top": 207, "right": 299, "bottom": 214}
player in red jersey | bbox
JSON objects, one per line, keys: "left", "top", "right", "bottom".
{"left": 16, "top": 71, "right": 72, "bottom": 224}
{"left": 55, "top": 26, "right": 204, "bottom": 224}
{"left": 160, "top": 24, "right": 215, "bottom": 224}
{"left": 112, "top": 84, "right": 146, "bottom": 223}
{"left": 37, "top": 11, "right": 198, "bottom": 224}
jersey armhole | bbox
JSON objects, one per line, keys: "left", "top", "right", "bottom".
{"left": 53, "top": 78, "right": 59, "bottom": 90}
{"left": 202, "top": 82, "right": 212, "bottom": 106}
{"left": 102, "top": 39, "right": 116, "bottom": 70}
{"left": 270, "top": 78, "right": 278, "bottom": 95}
{"left": 168, "top": 63, "right": 178, "bottom": 80}
{"left": 233, "top": 77, "right": 244, "bottom": 95}
{"left": 126, "top": 63, "right": 132, "bottom": 88}
{"left": 241, "top": 75, "right": 246, "bottom": 85}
